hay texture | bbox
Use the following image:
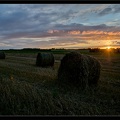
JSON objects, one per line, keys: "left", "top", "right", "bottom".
{"left": 36, "top": 52, "right": 54, "bottom": 67}
{"left": 57, "top": 51, "right": 101, "bottom": 88}
{"left": 0, "top": 52, "right": 5, "bottom": 59}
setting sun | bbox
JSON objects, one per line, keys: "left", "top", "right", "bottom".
{"left": 107, "top": 46, "right": 111, "bottom": 49}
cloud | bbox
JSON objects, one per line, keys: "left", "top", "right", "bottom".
{"left": 98, "top": 8, "right": 112, "bottom": 16}
{"left": 97, "top": 5, "right": 120, "bottom": 17}
{"left": 2, "top": 23, "right": 120, "bottom": 40}
{"left": 112, "top": 4, "right": 120, "bottom": 13}
{"left": 112, "top": 41, "right": 120, "bottom": 45}
{"left": 0, "top": 4, "right": 120, "bottom": 49}
{"left": 28, "top": 36, "right": 89, "bottom": 49}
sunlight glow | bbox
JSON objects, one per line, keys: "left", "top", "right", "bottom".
{"left": 107, "top": 46, "right": 111, "bottom": 49}
{"left": 106, "top": 46, "right": 112, "bottom": 53}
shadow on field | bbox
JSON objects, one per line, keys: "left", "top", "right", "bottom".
{"left": 0, "top": 50, "right": 120, "bottom": 115}
{"left": 0, "top": 73, "right": 120, "bottom": 115}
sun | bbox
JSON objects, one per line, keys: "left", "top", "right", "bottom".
{"left": 106, "top": 46, "right": 111, "bottom": 52}
{"left": 107, "top": 46, "right": 111, "bottom": 49}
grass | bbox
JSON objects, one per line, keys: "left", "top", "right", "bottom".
{"left": 0, "top": 49, "right": 120, "bottom": 115}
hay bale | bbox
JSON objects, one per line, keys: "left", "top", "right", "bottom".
{"left": 36, "top": 52, "right": 54, "bottom": 67}
{"left": 57, "top": 51, "right": 101, "bottom": 88}
{"left": 0, "top": 52, "right": 5, "bottom": 59}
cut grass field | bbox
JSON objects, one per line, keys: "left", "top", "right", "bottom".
{"left": 0, "top": 50, "right": 120, "bottom": 115}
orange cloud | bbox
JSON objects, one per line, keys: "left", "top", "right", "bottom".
{"left": 47, "top": 30, "right": 60, "bottom": 34}
{"left": 68, "top": 30, "right": 120, "bottom": 36}
{"left": 82, "top": 30, "right": 107, "bottom": 35}
{"left": 68, "top": 30, "right": 81, "bottom": 35}
{"left": 107, "top": 32, "right": 120, "bottom": 35}
{"left": 47, "top": 29, "right": 120, "bottom": 37}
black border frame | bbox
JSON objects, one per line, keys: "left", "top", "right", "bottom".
{"left": 0, "top": 0, "right": 120, "bottom": 118}
{"left": 0, "top": 0, "right": 120, "bottom": 4}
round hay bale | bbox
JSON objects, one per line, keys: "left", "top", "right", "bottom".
{"left": 0, "top": 52, "right": 5, "bottom": 59}
{"left": 57, "top": 51, "right": 101, "bottom": 88}
{"left": 36, "top": 52, "right": 54, "bottom": 67}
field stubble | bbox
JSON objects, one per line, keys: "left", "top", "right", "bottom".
{"left": 0, "top": 51, "right": 120, "bottom": 115}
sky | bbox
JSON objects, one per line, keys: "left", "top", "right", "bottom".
{"left": 0, "top": 4, "right": 120, "bottom": 49}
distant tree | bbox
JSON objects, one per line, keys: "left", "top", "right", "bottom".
{"left": 89, "top": 48, "right": 100, "bottom": 52}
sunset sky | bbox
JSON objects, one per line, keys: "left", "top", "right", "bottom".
{"left": 0, "top": 4, "right": 120, "bottom": 49}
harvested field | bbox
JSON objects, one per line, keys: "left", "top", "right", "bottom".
{"left": 0, "top": 50, "right": 120, "bottom": 115}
